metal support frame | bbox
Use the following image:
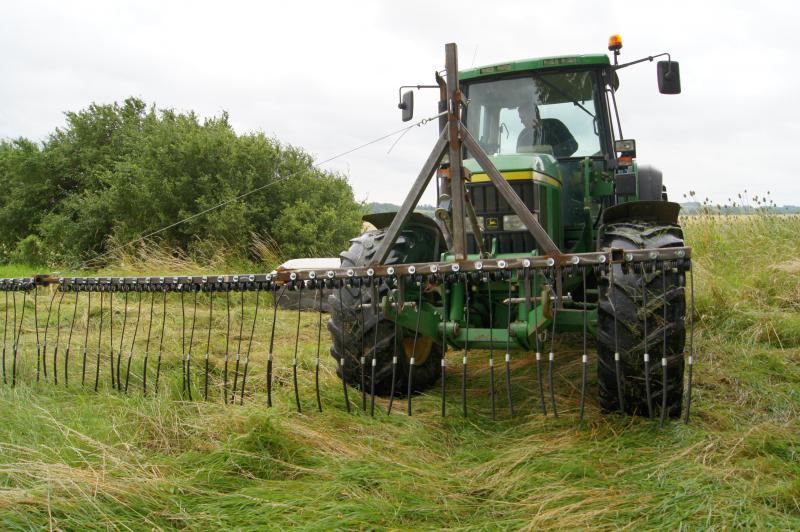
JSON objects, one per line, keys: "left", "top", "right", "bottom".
{"left": 459, "top": 126, "right": 560, "bottom": 257}
{"left": 371, "top": 42, "right": 560, "bottom": 267}
{"left": 371, "top": 131, "right": 448, "bottom": 265}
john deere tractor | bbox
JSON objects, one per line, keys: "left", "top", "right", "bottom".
{"left": 328, "top": 38, "right": 687, "bottom": 418}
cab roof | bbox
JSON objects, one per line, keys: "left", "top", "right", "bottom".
{"left": 459, "top": 54, "right": 610, "bottom": 81}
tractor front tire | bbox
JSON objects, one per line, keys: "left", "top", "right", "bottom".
{"left": 328, "top": 228, "right": 442, "bottom": 396}
{"left": 596, "top": 221, "right": 686, "bottom": 417}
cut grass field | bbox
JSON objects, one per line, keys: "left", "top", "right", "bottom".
{"left": 0, "top": 215, "right": 798, "bottom": 530}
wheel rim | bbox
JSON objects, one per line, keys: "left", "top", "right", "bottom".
{"left": 402, "top": 336, "right": 433, "bottom": 365}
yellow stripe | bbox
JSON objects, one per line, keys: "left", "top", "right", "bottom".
{"left": 469, "top": 170, "right": 561, "bottom": 188}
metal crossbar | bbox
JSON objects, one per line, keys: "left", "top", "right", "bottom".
{"left": 0, "top": 251, "right": 694, "bottom": 425}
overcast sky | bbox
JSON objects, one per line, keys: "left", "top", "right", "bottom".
{"left": 2, "top": 0, "right": 798, "bottom": 207}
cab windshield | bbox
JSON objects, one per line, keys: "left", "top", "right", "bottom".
{"left": 464, "top": 70, "right": 602, "bottom": 158}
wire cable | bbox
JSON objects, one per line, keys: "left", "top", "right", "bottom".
{"left": 69, "top": 112, "right": 443, "bottom": 272}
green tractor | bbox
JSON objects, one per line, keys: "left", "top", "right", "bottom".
{"left": 328, "top": 38, "right": 687, "bottom": 418}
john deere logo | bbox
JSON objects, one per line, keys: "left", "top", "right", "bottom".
{"left": 485, "top": 217, "right": 499, "bottom": 229}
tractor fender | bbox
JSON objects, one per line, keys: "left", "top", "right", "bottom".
{"left": 363, "top": 212, "right": 441, "bottom": 235}
{"left": 361, "top": 212, "right": 444, "bottom": 242}
{"left": 363, "top": 211, "right": 445, "bottom": 264}
{"left": 637, "top": 165, "right": 664, "bottom": 201}
{"left": 601, "top": 200, "right": 681, "bottom": 227}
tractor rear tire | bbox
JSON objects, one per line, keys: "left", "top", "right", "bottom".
{"left": 328, "top": 228, "right": 443, "bottom": 396}
{"left": 596, "top": 221, "right": 686, "bottom": 417}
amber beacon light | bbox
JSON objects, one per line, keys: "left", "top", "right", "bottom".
{"left": 608, "top": 34, "right": 623, "bottom": 52}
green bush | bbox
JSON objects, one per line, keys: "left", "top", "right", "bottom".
{"left": 0, "top": 98, "right": 365, "bottom": 267}
{"left": 9, "top": 234, "right": 47, "bottom": 266}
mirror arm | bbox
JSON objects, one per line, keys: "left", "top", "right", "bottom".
{"left": 614, "top": 52, "right": 671, "bottom": 71}
{"left": 397, "top": 85, "right": 439, "bottom": 108}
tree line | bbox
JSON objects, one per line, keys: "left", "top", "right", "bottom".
{"left": 0, "top": 98, "right": 364, "bottom": 267}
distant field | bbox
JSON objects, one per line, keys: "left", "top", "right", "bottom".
{"left": 0, "top": 214, "right": 798, "bottom": 529}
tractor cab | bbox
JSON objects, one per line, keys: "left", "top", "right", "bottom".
{"left": 458, "top": 55, "right": 616, "bottom": 254}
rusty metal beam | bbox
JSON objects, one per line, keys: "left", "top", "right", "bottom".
{"left": 370, "top": 130, "right": 448, "bottom": 266}
{"left": 445, "top": 43, "right": 467, "bottom": 260}
{"left": 0, "top": 246, "right": 691, "bottom": 291}
{"left": 459, "top": 124, "right": 562, "bottom": 257}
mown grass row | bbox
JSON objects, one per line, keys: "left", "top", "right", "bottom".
{"left": 0, "top": 215, "right": 798, "bottom": 529}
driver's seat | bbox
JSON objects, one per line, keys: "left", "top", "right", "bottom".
{"left": 517, "top": 118, "right": 578, "bottom": 158}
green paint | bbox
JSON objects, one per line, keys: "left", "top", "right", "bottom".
{"left": 463, "top": 155, "right": 562, "bottom": 181}
{"left": 383, "top": 267, "right": 599, "bottom": 351}
{"left": 459, "top": 54, "right": 610, "bottom": 81}
{"left": 385, "top": 51, "right": 659, "bottom": 347}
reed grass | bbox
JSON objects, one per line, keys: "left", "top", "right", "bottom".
{"left": 0, "top": 214, "right": 797, "bottom": 529}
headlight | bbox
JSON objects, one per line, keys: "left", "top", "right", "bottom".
{"left": 502, "top": 214, "right": 527, "bottom": 231}
{"left": 465, "top": 216, "right": 483, "bottom": 233}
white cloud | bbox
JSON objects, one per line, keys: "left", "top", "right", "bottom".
{"left": 1, "top": 0, "right": 797, "bottom": 207}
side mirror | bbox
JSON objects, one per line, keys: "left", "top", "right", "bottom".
{"left": 657, "top": 61, "right": 681, "bottom": 94}
{"left": 399, "top": 90, "right": 414, "bottom": 122}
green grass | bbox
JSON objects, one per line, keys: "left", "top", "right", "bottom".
{"left": 0, "top": 264, "right": 41, "bottom": 278}
{"left": 0, "top": 215, "right": 799, "bottom": 529}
